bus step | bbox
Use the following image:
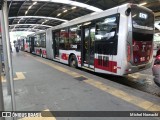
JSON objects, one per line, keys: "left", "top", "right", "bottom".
{"left": 82, "top": 66, "right": 94, "bottom": 72}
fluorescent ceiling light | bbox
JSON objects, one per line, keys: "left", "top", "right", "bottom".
{"left": 57, "top": 13, "right": 61, "bottom": 16}
{"left": 25, "top": 11, "right": 28, "bottom": 14}
{"left": 28, "top": 5, "right": 32, "bottom": 9}
{"left": 139, "top": 2, "right": 147, "bottom": 6}
{"left": 71, "top": 6, "right": 76, "bottom": 9}
{"left": 132, "top": 14, "right": 137, "bottom": 18}
{"left": 84, "top": 22, "right": 91, "bottom": 25}
{"left": 70, "top": 1, "right": 102, "bottom": 12}
{"left": 63, "top": 10, "right": 68, "bottom": 13}
{"left": 33, "top": 2, "right": 37, "bottom": 5}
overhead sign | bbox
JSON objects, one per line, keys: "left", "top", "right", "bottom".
{"left": 139, "top": 13, "right": 148, "bottom": 19}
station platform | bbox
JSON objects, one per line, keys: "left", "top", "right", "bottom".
{"left": 1, "top": 51, "right": 160, "bottom": 120}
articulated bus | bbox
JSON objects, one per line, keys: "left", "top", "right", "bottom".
{"left": 28, "top": 3, "right": 154, "bottom": 76}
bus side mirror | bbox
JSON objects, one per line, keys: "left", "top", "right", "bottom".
{"left": 125, "top": 8, "right": 131, "bottom": 16}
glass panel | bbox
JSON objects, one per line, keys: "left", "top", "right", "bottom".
{"left": 60, "top": 28, "right": 68, "bottom": 50}
{"left": 90, "top": 27, "right": 95, "bottom": 65}
{"left": 95, "top": 16, "right": 117, "bottom": 41}
{"left": 95, "top": 15, "right": 118, "bottom": 55}
{"left": 84, "top": 28, "right": 89, "bottom": 64}
{"left": 55, "top": 31, "right": 60, "bottom": 57}
{"left": 69, "top": 25, "right": 81, "bottom": 51}
{"left": 41, "top": 33, "right": 46, "bottom": 48}
{"left": 35, "top": 34, "right": 41, "bottom": 47}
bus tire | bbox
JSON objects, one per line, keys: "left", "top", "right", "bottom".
{"left": 69, "top": 55, "right": 78, "bottom": 68}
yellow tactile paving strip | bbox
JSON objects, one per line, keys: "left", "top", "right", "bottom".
{"left": 14, "top": 72, "right": 26, "bottom": 80}
{"left": 1, "top": 72, "right": 25, "bottom": 82}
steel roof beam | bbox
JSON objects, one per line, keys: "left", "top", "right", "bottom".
{"left": 10, "top": 28, "right": 45, "bottom": 32}
{"left": 9, "top": 16, "right": 68, "bottom": 22}
{"left": 9, "top": 24, "right": 52, "bottom": 28}
{"left": 25, "top": 2, "right": 49, "bottom": 24}
{"left": 17, "top": 0, "right": 27, "bottom": 16}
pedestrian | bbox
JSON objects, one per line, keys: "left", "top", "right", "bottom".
{"left": 15, "top": 41, "right": 19, "bottom": 53}
{"left": 156, "top": 46, "right": 160, "bottom": 57}
{"left": 10, "top": 42, "right": 12, "bottom": 53}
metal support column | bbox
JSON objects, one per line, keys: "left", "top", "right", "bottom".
{"left": 1, "top": 0, "right": 16, "bottom": 113}
{"left": 0, "top": 10, "right": 11, "bottom": 96}
{"left": 0, "top": 20, "right": 5, "bottom": 120}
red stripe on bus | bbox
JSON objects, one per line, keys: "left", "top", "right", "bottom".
{"left": 36, "top": 49, "right": 40, "bottom": 54}
{"left": 77, "top": 55, "right": 81, "bottom": 64}
{"left": 94, "top": 59, "right": 117, "bottom": 73}
{"left": 42, "top": 50, "right": 46, "bottom": 55}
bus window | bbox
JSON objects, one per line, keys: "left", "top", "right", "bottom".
{"left": 41, "top": 33, "right": 46, "bottom": 48}
{"left": 60, "top": 28, "right": 69, "bottom": 50}
{"left": 69, "top": 25, "right": 81, "bottom": 51}
{"left": 95, "top": 15, "right": 119, "bottom": 55}
{"left": 35, "top": 34, "right": 41, "bottom": 47}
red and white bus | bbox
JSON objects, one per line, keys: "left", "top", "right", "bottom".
{"left": 27, "top": 32, "right": 47, "bottom": 57}
{"left": 29, "top": 3, "right": 154, "bottom": 76}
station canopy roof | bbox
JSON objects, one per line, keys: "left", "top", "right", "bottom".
{"left": 5, "top": 0, "right": 160, "bottom": 32}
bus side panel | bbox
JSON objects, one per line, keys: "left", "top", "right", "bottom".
{"left": 117, "top": 4, "right": 131, "bottom": 75}
{"left": 59, "top": 50, "right": 81, "bottom": 66}
{"left": 34, "top": 47, "right": 40, "bottom": 55}
{"left": 46, "top": 29, "right": 53, "bottom": 59}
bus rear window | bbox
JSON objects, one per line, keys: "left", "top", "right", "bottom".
{"left": 131, "top": 5, "right": 154, "bottom": 30}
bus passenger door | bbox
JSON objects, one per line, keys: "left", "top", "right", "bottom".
{"left": 82, "top": 25, "right": 95, "bottom": 69}
{"left": 53, "top": 31, "right": 60, "bottom": 58}
{"left": 30, "top": 37, "right": 35, "bottom": 53}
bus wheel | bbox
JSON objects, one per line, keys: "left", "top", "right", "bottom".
{"left": 69, "top": 55, "right": 78, "bottom": 68}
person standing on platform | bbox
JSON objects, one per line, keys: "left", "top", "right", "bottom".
{"left": 10, "top": 42, "right": 12, "bottom": 53}
{"left": 156, "top": 46, "right": 160, "bottom": 57}
{"left": 15, "top": 41, "right": 19, "bottom": 53}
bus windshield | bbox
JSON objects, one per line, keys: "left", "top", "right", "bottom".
{"left": 131, "top": 5, "right": 154, "bottom": 31}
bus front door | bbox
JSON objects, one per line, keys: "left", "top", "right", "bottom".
{"left": 30, "top": 37, "right": 35, "bottom": 53}
{"left": 53, "top": 31, "right": 60, "bottom": 58}
{"left": 82, "top": 26, "right": 95, "bottom": 69}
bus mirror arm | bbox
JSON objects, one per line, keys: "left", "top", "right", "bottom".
{"left": 125, "top": 8, "right": 131, "bottom": 16}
